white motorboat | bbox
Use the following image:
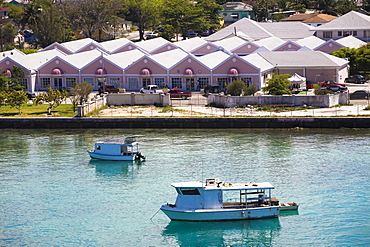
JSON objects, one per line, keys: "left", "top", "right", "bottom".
{"left": 160, "top": 178, "right": 281, "bottom": 221}
{"left": 87, "top": 136, "right": 145, "bottom": 161}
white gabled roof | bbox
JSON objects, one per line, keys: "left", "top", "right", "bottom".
{"left": 258, "top": 50, "right": 348, "bottom": 68}
{"left": 336, "top": 35, "right": 367, "bottom": 49}
{"left": 2, "top": 49, "right": 66, "bottom": 72}
{"left": 205, "top": 18, "right": 274, "bottom": 42}
{"left": 254, "top": 36, "right": 285, "bottom": 51}
{"left": 240, "top": 53, "right": 274, "bottom": 72}
{"left": 212, "top": 36, "right": 247, "bottom": 52}
{"left": 315, "top": 11, "right": 370, "bottom": 31}
{"left": 135, "top": 37, "right": 172, "bottom": 53}
{"left": 63, "top": 49, "right": 107, "bottom": 69}
{"left": 260, "top": 22, "right": 314, "bottom": 40}
{"left": 61, "top": 38, "right": 103, "bottom": 53}
{"left": 107, "top": 49, "right": 147, "bottom": 69}
{"left": 0, "top": 49, "right": 26, "bottom": 59}
{"left": 174, "top": 37, "right": 208, "bottom": 52}
{"left": 99, "top": 38, "right": 134, "bottom": 53}
{"left": 196, "top": 50, "right": 230, "bottom": 69}
{"left": 235, "top": 31, "right": 254, "bottom": 41}
{"left": 296, "top": 36, "right": 326, "bottom": 50}
{"left": 151, "top": 48, "right": 189, "bottom": 69}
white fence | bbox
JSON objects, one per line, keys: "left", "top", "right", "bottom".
{"left": 78, "top": 96, "right": 106, "bottom": 117}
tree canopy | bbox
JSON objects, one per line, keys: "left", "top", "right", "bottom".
{"left": 262, "top": 74, "right": 292, "bottom": 95}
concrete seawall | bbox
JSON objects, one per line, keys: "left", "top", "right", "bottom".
{"left": 1, "top": 117, "right": 370, "bottom": 129}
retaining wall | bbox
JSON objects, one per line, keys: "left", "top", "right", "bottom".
{"left": 107, "top": 93, "right": 170, "bottom": 106}
{"left": 208, "top": 93, "right": 349, "bottom": 108}
{"left": 1, "top": 117, "right": 370, "bottom": 129}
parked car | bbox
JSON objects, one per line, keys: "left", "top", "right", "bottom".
{"left": 145, "top": 31, "right": 158, "bottom": 40}
{"left": 345, "top": 75, "right": 367, "bottom": 84}
{"left": 321, "top": 85, "right": 348, "bottom": 92}
{"left": 98, "top": 84, "right": 119, "bottom": 94}
{"left": 202, "top": 85, "right": 224, "bottom": 96}
{"left": 168, "top": 88, "right": 192, "bottom": 100}
{"left": 26, "top": 91, "right": 36, "bottom": 99}
{"left": 319, "top": 80, "right": 346, "bottom": 87}
{"left": 350, "top": 90, "right": 369, "bottom": 99}
{"left": 140, "top": 85, "right": 163, "bottom": 94}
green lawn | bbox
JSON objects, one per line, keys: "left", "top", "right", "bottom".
{"left": 0, "top": 104, "right": 77, "bottom": 117}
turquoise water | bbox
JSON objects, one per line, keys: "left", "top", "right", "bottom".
{"left": 1, "top": 129, "right": 370, "bottom": 246}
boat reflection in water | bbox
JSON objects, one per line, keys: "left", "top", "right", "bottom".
{"left": 162, "top": 218, "right": 281, "bottom": 246}
{"left": 88, "top": 159, "right": 144, "bottom": 177}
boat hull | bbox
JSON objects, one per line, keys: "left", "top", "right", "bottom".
{"left": 160, "top": 205, "right": 280, "bottom": 221}
{"left": 280, "top": 203, "right": 299, "bottom": 211}
{"left": 87, "top": 150, "right": 136, "bottom": 161}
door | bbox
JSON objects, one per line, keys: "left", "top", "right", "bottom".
{"left": 53, "top": 78, "right": 63, "bottom": 90}
{"left": 186, "top": 78, "right": 195, "bottom": 91}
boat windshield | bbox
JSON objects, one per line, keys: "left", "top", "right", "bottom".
{"left": 124, "top": 137, "right": 136, "bottom": 144}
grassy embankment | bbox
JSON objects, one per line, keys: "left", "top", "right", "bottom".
{"left": 0, "top": 104, "right": 77, "bottom": 117}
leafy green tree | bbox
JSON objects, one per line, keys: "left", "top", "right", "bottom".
{"left": 244, "top": 84, "right": 258, "bottom": 96}
{"left": 1, "top": 23, "right": 17, "bottom": 47}
{"left": 262, "top": 74, "right": 292, "bottom": 95}
{"left": 63, "top": 0, "right": 123, "bottom": 41}
{"left": 195, "top": 0, "right": 223, "bottom": 28}
{"left": 69, "top": 81, "right": 93, "bottom": 112}
{"left": 6, "top": 91, "right": 28, "bottom": 114}
{"left": 226, "top": 80, "right": 246, "bottom": 96}
{"left": 125, "top": 0, "right": 164, "bottom": 41}
{"left": 0, "top": 91, "right": 7, "bottom": 106}
{"left": 331, "top": 44, "right": 370, "bottom": 76}
{"left": 0, "top": 66, "right": 25, "bottom": 91}
{"left": 20, "top": 1, "right": 43, "bottom": 30}
{"left": 33, "top": 87, "right": 68, "bottom": 115}
{"left": 162, "top": 0, "right": 210, "bottom": 41}
{"left": 7, "top": 3, "right": 24, "bottom": 23}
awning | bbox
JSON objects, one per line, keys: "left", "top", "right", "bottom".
{"left": 95, "top": 68, "right": 107, "bottom": 75}
{"left": 140, "top": 68, "right": 151, "bottom": 76}
{"left": 288, "top": 73, "right": 306, "bottom": 82}
{"left": 52, "top": 68, "right": 62, "bottom": 75}
{"left": 184, "top": 68, "right": 194, "bottom": 76}
{"left": 5, "top": 69, "right": 11, "bottom": 77}
{"left": 228, "top": 67, "right": 239, "bottom": 75}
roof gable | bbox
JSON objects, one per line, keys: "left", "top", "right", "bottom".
{"left": 315, "top": 11, "right": 370, "bottom": 30}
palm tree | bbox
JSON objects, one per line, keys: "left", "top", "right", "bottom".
{"left": 20, "top": 3, "right": 42, "bottom": 30}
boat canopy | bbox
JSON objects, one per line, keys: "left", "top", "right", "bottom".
{"left": 171, "top": 179, "right": 275, "bottom": 191}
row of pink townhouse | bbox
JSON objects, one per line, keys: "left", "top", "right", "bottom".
{"left": 0, "top": 42, "right": 349, "bottom": 93}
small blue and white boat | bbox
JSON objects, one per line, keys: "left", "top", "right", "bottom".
{"left": 160, "top": 178, "right": 280, "bottom": 221}
{"left": 87, "top": 136, "right": 145, "bottom": 161}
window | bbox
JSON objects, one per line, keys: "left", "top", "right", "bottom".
{"left": 180, "top": 188, "right": 200, "bottom": 195}
{"left": 217, "top": 78, "right": 228, "bottom": 87}
{"left": 338, "top": 31, "right": 342, "bottom": 36}
{"left": 198, "top": 78, "right": 209, "bottom": 89}
{"left": 154, "top": 77, "right": 165, "bottom": 87}
{"left": 19, "top": 78, "right": 28, "bottom": 90}
{"left": 66, "top": 78, "right": 76, "bottom": 89}
{"left": 142, "top": 78, "right": 151, "bottom": 88}
{"left": 128, "top": 77, "right": 139, "bottom": 89}
{"left": 109, "top": 77, "right": 120, "bottom": 88}
{"left": 353, "top": 31, "right": 357, "bottom": 36}
{"left": 241, "top": 77, "right": 252, "bottom": 86}
{"left": 171, "top": 78, "right": 182, "bottom": 88}
{"left": 364, "top": 31, "right": 370, "bottom": 38}
{"left": 323, "top": 31, "right": 332, "bottom": 39}
{"left": 231, "top": 13, "right": 239, "bottom": 19}
{"left": 41, "top": 78, "right": 51, "bottom": 88}
{"left": 83, "top": 77, "right": 94, "bottom": 87}
{"left": 343, "top": 31, "right": 350, "bottom": 37}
